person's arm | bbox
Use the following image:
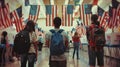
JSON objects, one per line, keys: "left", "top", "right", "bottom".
{"left": 32, "top": 32, "right": 38, "bottom": 58}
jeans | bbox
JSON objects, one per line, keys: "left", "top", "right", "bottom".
{"left": 88, "top": 46, "right": 104, "bottom": 66}
{"left": 72, "top": 42, "right": 80, "bottom": 59}
{"left": 20, "top": 53, "right": 36, "bottom": 67}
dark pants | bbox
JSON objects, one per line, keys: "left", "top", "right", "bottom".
{"left": 49, "top": 60, "right": 66, "bottom": 67}
{"left": 20, "top": 53, "right": 36, "bottom": 67}
{"left": 73, "top": 42, "right": 80, "bottom": 59}
{"left": 0, "top": 48, "right": 6, "bottom": 65}
{"left": 38, "top": 42, "right": 43, "bottom": 51}
{"left": 88, "top": 46, "right": 104, "bottom": 66}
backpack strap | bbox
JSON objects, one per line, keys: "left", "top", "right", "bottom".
{"left": 50, "top": 29, "right": 55, "bottom": 34}
{"left": 58, "top": 29, "right": 64, "bottom": 33}
{"left": 50, "top": 29, "right": 64, "bottom": 34}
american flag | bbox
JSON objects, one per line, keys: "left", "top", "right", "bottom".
{"left": 79, "top": 4, "right": 92, "bottom": 26}
{"left": 108, "top": 6, "right": 113, "bottom": 28}
{"left": 28, "top": 5, "right": 40, "bottom": 23}
{"left": 62, "top": 5, "right": 73, "bottom": 26}
{"left": 66, "top": 5, "right": 73, "bottom": 26}
{"left": 46, "top": 5, "right": 57, "bottom": 26}
{"left": 79, "top": 5, "right": 85, "bottom": 26}
{"left": 100, "top": 12, "right": 109, "bottom": 30}
{"left": 84, "top": 4, "right": 92, "bottom": 26}
{"left": 11, "top": 6, "right": 24, "bottom": 32}
{"left": 113, "top": 4, "right": 120, "bottom": 28}
{"left": 116, "top": 5, "right": 120, "bottom": 27}
{"left": 98, "top": 6, "right": 104, "bottom": 22}
{"left": 108, "top": 0, "right": 120, "bottom": 29}
{"left": 0, "top": 3, "right": 12, "bottom": 29}
{"left": 0, "top": 8, "right": 4, "bottom": 29}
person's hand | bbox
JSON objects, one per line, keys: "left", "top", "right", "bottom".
{"left": 80, "top": 44, "right": 82, "bottom": 49}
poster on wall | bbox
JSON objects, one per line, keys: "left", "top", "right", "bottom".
{"left": 106, "top": 33, "right": 120, "bottom": 45}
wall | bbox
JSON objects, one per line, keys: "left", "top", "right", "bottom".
{"left": 37, "top": 18, "right": 78, "bottom": 32}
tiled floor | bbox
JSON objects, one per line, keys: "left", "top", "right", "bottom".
{"left": 3, "top": 47, "right": 120, "bottom": 67}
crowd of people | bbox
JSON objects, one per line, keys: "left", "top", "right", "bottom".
{"left": 0, "top": 15, "right": 105, "bottom": 67}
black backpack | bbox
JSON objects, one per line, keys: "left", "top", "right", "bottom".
{"left": 13, "top": 30, "right": 30, "bottom": 54}
{"left": 91, "top": 26, "right": 106, "bottom": 46}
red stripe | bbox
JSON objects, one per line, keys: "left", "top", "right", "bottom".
{"left": 52, "top": 5, "right": 54, "bottom": 26}
{"left": 36, "top": 5, "right": 40, "bottom": 22}
{"left": 65, "top": 6, "right": 67, "bottom": 26}
{"left": 79, "top": 6, "right": 81, "bottom": 20}
{"left": 1, "top": 9, "right": 7, "bottom": 28}
{"left": 3, "top": 4, "right": 12, "bottom": 27}
{"left": 80, "top": 5, "right": 85, "bottom": 26}
{"left": 68, "top": 14, "right": 70, "bottom": 26}
{"left": 46, "top": 14, "right": 48, "bottom": 26}
{"left": 71, "top": 15, "right": 73, "bottom": 26}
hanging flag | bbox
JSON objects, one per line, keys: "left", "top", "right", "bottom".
{"left": 0, "top": 8, "right": 4, "bottom": 29}
{"left": 66, "top": 5, "right": 73, "bottom": 26}
{"left": 112, "top": 0, "right": 119, "bottom": 9}
{"left": 46, "top": 5, "right": 52, "bottom": 26}
{"left": 98, "top": 6, "right": 104, "bottom": 22}
{"left": 25, "top": 0, "right": 29, "bottom": 6}
{"left": 108, "top": 6, "right": 113, "bottom": 28}
{"left": 46, "top": 5, "right": 57, "bottom": 26}
{"left": 100, "top": 12, "right": 109, "bottom": 30}
{"left": 11, "top": 6, "right": 24, "bottom": 32}
{"left": 84, "top": 4, "right": 92, "bottom": 26}
{"left": 0, "top": 0, "right": 5, "bottom": 8}
{"left": 22, "top": 5, "right": 30, "bottom": 22}
{"left": 115, "top": 4, "right": 120, "bottom": 28}
{"left": 79, "top": 5, "right": 85, "bottom": 26}
{"left": 29, "top": 5, "right": 40, "bottom": 23}
{"left": 112, "top": 0, "right": 120, "bottom": 28}
{"left": 51, "top": 5, "right": 57, "bottom": 26}
{"left": 0, "top": 3, "right": 12, "bottom": 29}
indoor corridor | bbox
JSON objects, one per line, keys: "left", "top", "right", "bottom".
{"left": 4, "top": 46, "right": 120, "bottom": 67}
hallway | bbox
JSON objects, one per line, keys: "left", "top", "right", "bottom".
{"left": 4, "top": 46, "right": 120, "bottom": 67}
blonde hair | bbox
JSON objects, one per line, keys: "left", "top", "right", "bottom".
{"left": 74, "top": 32, "right": 78, "bottom": 37}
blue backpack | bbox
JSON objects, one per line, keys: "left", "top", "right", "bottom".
{"left": 50, "top": 29, "right": 66, "bottom": 56}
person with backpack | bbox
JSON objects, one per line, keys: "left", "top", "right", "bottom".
{"left": 0, "top": 31, "right": 8, "bottom": 66}
{"left": 14, "top": 20, "right": 38, "bottom": 67}
{"left": 72, "top": 32, "right": 82, "bottom": 59}
{"left": 86, "top": 14, "right": 105, "bottom": 67}
{"left": 46, "top": 17, "right": 68, "bottom": 67}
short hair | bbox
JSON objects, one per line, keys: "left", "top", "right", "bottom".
{"left": 53, "top": 17, "right": 61, "bottom": 28}
{"left": 91, "top": 14, "right": 100, "bottom": 26}
{"left": 91, "top": 14, "right": 98, "bottom": 22}
{"left": 24, "top": 20, "right": 35, "bottom": 32}
{"left": 1, "top": 31, "right": 7, "bottom": 37}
